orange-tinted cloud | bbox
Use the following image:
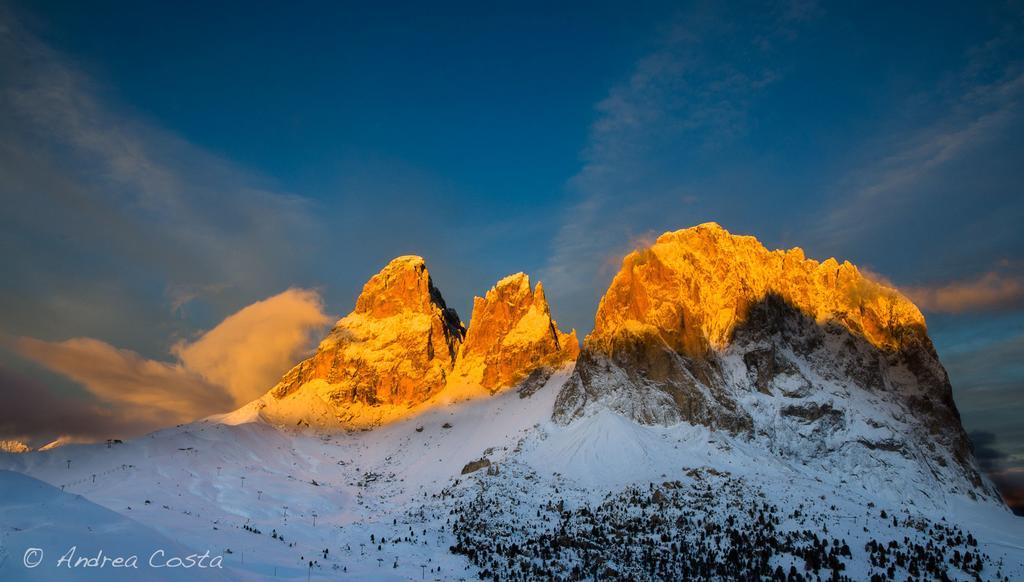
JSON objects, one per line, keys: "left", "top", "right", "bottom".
{"left": 172, "top": 288, "right": 331, "bottom": 403}
{"left": 10, "top": 289, "right": 331, "bottom": 440}
{"left": 0, "top": 364, "right": 156, "bottom": 443}
{"left": 14, "top": 337, "right": 224, "bottom": 426}
{"left": 902, "top": 271, "right": 1024, "bottom": 314}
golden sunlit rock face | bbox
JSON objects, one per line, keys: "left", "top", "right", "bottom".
{"left": 255, "top": 259, "right": 578, "bottom": 428}
{"left": 239, "top": 224, "right": 990, "bottom": 498}
{"left": 589, "top": 222, "right": 925, "bottom": 358}
{"left": 452, "top": 273, "right": 578, "bottom": 393}
{"left": 267, "top": 256, "right": 465, "bottom": 410}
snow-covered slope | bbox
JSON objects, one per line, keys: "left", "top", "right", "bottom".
{"left": 0, "top": 369, "right": 571, "bottom": 579}
{"left": 0, "top": 470, "right": 231, "bottom": 581}
{"left": 2, "top": 363, "right": 1022, "bottom": 580}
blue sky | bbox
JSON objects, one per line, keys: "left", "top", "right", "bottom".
{"left": 1, "top": 1, "right": 1022, "bottom": 506}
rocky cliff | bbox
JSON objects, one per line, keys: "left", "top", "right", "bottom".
{"left": 587, "top": 223, "right": 925, "bottom": 356}
{"left": 256, "top": 256, "right": 465, "bottom": 427}
{"left": 452, "top": 273, "right": 578, "bottom": 394}
{"left": 554, "top": 223, "right": 993, "bottom": 499}
{"left": 245, "top": 227, "right": 992, "bottom": 501}
{"left": 253, "top": 260, "right": 577, "bottom": 428}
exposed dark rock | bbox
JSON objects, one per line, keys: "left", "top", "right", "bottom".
{"left": 517, "top": 367, "right": 553, "bottom": 399}
{"left": 857, "top": 438, "right": 905, "bottom": 453}
{"left": 781, "top": 402, "right": 843, "bottom": 424}
{"left": 461, "top": 458, "right": 491, "bottom": 475}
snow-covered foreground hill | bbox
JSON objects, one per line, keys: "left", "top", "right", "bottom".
{"left": 2, "top": 369, "right": 1023, "bottom": 580}
{"left": 0, "top": 470, "right": 232, "bottom": 581}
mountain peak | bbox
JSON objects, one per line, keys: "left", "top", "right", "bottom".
{"left": 257, "top": 257, "right": 465, "bottom": 425}
{"left": 252, "top": 262, "right": 576, "bottom": 427}
{"left": 494, "top": 271, "right": 531, "bottom": 290}
{"left": 594, "top": 223, "right": 924, "bottom": 357}
{"left": 354, "top": 255, "right": 452, "bottom": 319}
{"left": 453, "top": 273, "right": 578, "bottom": 393}
{"left": 556, "top": 223, "right": 989, "bottom": 500}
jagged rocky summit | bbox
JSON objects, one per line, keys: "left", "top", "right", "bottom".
{"left": 267, "top": 256, "right": 464, "bottom": 410}
{"left": 253, "top": 256, "right": 577, "bottom": 428}
{"left": 554, "top": 222, "right": 994, "bottom": 500}
{"left": 247, "top": 223, "right": 994, "bottom": 504}
{"left": 451, "top": 273, "right": 578, "bottom": 394}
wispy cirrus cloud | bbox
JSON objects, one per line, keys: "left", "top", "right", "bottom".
{"left": 0, "top": 9, "right": 319, "bottom": 350}
{"left": 7, "top": 289, "right": 331, "bottom": 443}
{"left": 818, "top": 77, "right": 1024, "bottom": 245}
{"left": 813, "top": 13, "right": 1024, "bottom": 250}
{"left": 540, "top": 3, "right": 819, "bottom": 333}
{"left": 0, "top": 10, "right": 333, "bottom": 446}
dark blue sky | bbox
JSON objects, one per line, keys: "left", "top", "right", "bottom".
{"left": 1, "top": 1, "right": 1022, "bottom": 506}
